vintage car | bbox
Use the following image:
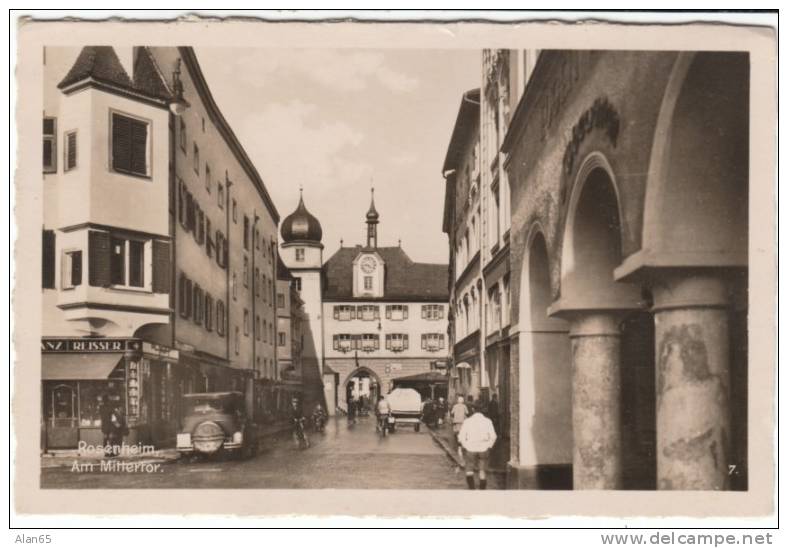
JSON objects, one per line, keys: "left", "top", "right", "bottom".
{"left": 386, "top": 388, "right": 423, "bottom": 432}
{"left": 176, "top": 391, "right": 258, "bottom": 459}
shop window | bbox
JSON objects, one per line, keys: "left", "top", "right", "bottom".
{"left": 385, "top": 304, "right": 408, "bottom": 321}
{"left": 61, "top": 249, "right": 82, "bottom": 289}
{"left": 43, "top": 117, "right": 57, "bottom": 173}
{"left": 422, "top": 304, "right": 444, "bottom": 320}
{"left": 64, "top": 130, "right": 77, "bottom": 171}
{"left": 110, "top": 236, "right": 148, "bottom": 289}
{"left": 385, "top": 333, "right": 409, "bottom": 352}
{"left": 111, "top": 112, "right": 149, "bottom": 177}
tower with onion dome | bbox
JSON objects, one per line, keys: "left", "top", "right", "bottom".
{"left": 279, "top": 189, "right": 328, "bottom": 409}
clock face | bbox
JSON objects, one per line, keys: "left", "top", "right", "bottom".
{"left": 360, "top": 256, "right": 376, "bottom": 274}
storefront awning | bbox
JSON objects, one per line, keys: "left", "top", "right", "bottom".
{"left": 42, "top": 353, "right": 123, "bottom": 380}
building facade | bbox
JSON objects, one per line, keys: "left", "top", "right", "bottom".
{"left": 41, "top": 46, "right": 283, "bottom": 451}
{"left": 500, "top": 50, "right": 748, "bottom": 491}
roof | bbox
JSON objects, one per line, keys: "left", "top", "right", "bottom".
{"left": 393, "top": 371, "right": 449, "bottom": 384}
{"left": 323, "top": 245, "right": 449, "bottom": 302}
{"left": 441, "top": 88, "right": 480, "bottom": 173}
{"left": 280, "top": 193, "right": 323, "bottom": 244}
{"left": 58, "top": 46, "right": 172, "bottom": 103}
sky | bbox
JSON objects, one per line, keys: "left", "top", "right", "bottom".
{"left": 196, "top": 48, "right": 480, "bottom": 264}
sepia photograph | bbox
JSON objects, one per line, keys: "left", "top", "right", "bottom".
{"left": 11, "top": 11, "right": 778, "bottom": 525}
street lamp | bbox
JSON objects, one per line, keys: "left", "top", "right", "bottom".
{"left": 169, "top": 59, "right": 190, "bottom": 116}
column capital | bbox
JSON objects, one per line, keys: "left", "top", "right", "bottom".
{"left": 651, "top": 272, "right": 731, "bottom": 312}
{"left": 546, "top": 304, "right": 639, "bottom": 337}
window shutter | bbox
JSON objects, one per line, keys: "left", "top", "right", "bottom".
{"left": 350, "top": 307, "right": 356, "bottom": 320}
{"left": 333, "top": 335, "right": 338, "bottom": 351}
{"left": 205, "top": 219, "right": 213, "bottom": 257}
{"left": 66, "top": 132, "right": 77, "bottom": 170}
{"left": 179, "top": 273, "right": 188, "bottom": 317}
{"left": 385, "top": 306, "right": 391, "bottom": 319}
{"left": 193, "top": 285, "right": 202, "bottom": 325}
{"left": 403, "top": 306, "right": 409, "bottom": 319}
{"left": 71, "top": 251, "right": 82, "bottom": 286}
{"left": 185, "top": 279, "right": 193, "bottom": 318}
{"left": 421, "top": 334, "right": 426, "bottom": 350}
{"left": 421, "top": 306, "right": 426, "bottom": 319}
{"left": 385, "top": 335, "right": 391, "bottom": 350}
{"left": 186, "top": 192, "right": 195, "bottom": 231}
{"left": 88, "top": 230, "right": 111, "bottom": 287}
{"left": 215, "top": 231, "right": 223, "bottom": 267}
{"left": 439, "top": 306, "right": 444, "bottom": 319}
{"left": 112, "top": 113, "right": 131, "bottom": 172}
{"left": 440, "top": 334, "right": 445, "bottom": 349}
{"left": 374, "top": 306, "right": 380, "bottom": 320}
{"left": 152, "top": 240, "right": 170, "bottom": 293}
{"left": 42, "top": 230, "right": 55, "bottom": 289}
{"left": 404, "top": 335, "right": 409, "bottom": 349}
{"left": 333, "top": 306, "right": 339, "bottom": 320}
{"left": 374, "top": 336, "right": 380, "bottom": 350}
{"left": 130, "top": 118, "right": 147, "bottom": 175}
{"left": 178, "top": 181, "right": 186, "bottom": 227}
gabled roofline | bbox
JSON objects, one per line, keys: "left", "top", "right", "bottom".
{"left": 178, "top": 47, "right": 280, "bottom": 224}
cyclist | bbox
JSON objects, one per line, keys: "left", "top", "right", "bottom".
{"left": 290, "top": 397, "right": 309, "bottom": 448}
{"left": 376, "top": 395, "right": 391, "bottom": 433}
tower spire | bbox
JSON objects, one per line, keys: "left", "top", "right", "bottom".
{"left": 366, "top": 186, "right": 379, "bottom": 248}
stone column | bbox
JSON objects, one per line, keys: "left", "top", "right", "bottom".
{"left": 568, "top": 312, "right": 624, "bottom": 489}
{"left": 652, "top": 274, "right": 731, "bottom": 490}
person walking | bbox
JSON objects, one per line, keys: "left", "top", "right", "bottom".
{"left": 98, "top": 393, "right": 114, "bottom": 457}
{"left": 451, "top": 396, "right": 469, "bottom": 465}
{"left": 107, "top": 404, "right": 127, "bottom": 458}
{"left": 458, "top": 401, "right": 497, "bottom": 489}
{"left": 487, "top": 393, "right": 500, "bottom": 435}
{"left": 346, "top": 383, "right": 356, "bottom": 424}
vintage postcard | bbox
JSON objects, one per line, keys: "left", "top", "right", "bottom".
{"left": 12, "top": 14, "right": 777, "bottom": 520}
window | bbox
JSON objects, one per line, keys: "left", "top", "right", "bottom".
{"left": 421, "top": 333, "right": 445, "bottom": 352}
{"left": 243, "top": 216, "right": 250, "bottom": 250}
{"left": 42, "top": 230, "right": 55, "bottom": 288}
{"left": 385, "top": 304, "right": 408, "bottom": 321}
{"left": 218, "top": 183, "right": 224, "bottom": 209}
{"left": 256, "top": 315, "right": 261, "bottom": 341}
{"left": 277, "top": 293, "right": 285, "bottom": 308}
{"left": 43, "top": 117, "right": 57, "bottom": 172}
{"left": 195, "top": 206, "right": 205, "bottom": 244}
{"left": 205, "top": 218, "right": 213, "bottom": 257}
{"left": 255, "top": 269, "right": 261, "bottom": 298}
{"left": 216, "top": 299, "right": 226, "bottom": 336}
{"left": 360, "top": 333, "right": 380, "bottom": 352}
{"left": 385, "top": 334, "right": 409, "bottom": 352}
{"left": 243, "top": 309, "right": 249, "bottom": 336}
{"left": 278, "top": 332, "right": 286, "bottom": 347}
{"left": 64, "top": 130, "right": 77, "bottom": 171}
{"left": 232, "top": 271, "right": 237, "bottom": 300}
{"left": 205, "top": 294, "right": 214, "bottom": 332}
{"left": 333, "top": 305, "right": 356, "bottom": 321}
{"left": 193, "top": 285, "right": 203, "bottom": 325}
{"left": 364, "top": 276, "right": 373, "bottom": 290}
{"left": 235, "top": 326, "right": 240, "bottom": 355}
{"left": 232, "top": 200, "right": 237, "bottom": 223}
{"left": 201, "top": 117, "right": 206, "bottom": 133}
{"left": 243, "top": 256, "right": 249, "bottom": 288}
{"left": 262, "top": 320, "right": 267, "bottom": 343}
{"left": 179, "top": 274, "right": 192, "bottom": 318}
{"left": 268, "top": 323, "right": 273, "bottom": 345}
{"left": 333, "top": 334, "right": 354, "bottom": 353}
{"left": 111, "top": 112, "right": 149, "bottom": 177}
{"left": 193, "top": 143, "right": 200, "bottom": 175}
{"left": 205, "top": 164, "right": 211, "bottom": 193}
{"left": 255, "top": 229, "right": 260, "bottom": 250}
{"left": 61, "top": 250, "right": 82, "bottom": 289}
{"left": 110, "top": 236, "right": 147, "bottom": 288}
{"left": 422, "top": 304, "right": 444, "bottom": 320}
{"left": 179, "top": 118, "right": 186, "bottom": 152}
{"left": 359, "top": 305, "right": 380, "bottom": 321}
{"left": 268, "top": 279, "right": 272, "bottom": 307}
{"left": 293, "top": 277, "right": 302, "bottom": 292}
{"left": 295, "top": 248, "right": 305, "bottom": 262}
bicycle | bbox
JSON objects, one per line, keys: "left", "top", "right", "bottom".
{"left": 293, "top": 417, "right": 310, "bottom": 449}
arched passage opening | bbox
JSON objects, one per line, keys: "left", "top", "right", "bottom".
{"left": 344, "top": 366, "right": 383, "bottom": 416}
{"left": 517, "top": 230, "right": 573, "bottom": 487}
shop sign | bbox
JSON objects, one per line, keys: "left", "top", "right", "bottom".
{"left": 41, "top": 338, "right": 142, "bottom": 353}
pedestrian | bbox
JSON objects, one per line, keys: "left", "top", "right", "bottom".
{"left": 107, "top": 404, "right": 127, "bottom": 458}
{"left": 346, "top": 383, "right": 356, "bottom": 423}
{"left": 98, "top": 393, "right": 114, "bottom": 457}
{"left": 487, "top": 393, "right": 500, "bottom": 435}
{"left": 436, "top": 396, "right": 447, "bottom": 426}
{"left": 451, "top": 396, "right": 469, "bottom": 465}
{"left": 458, "top": 401, "right": 497, "bottom": 489}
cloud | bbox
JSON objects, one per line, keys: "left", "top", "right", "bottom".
{"left": 227, "top": 49, "right": 419, "bottom": 94}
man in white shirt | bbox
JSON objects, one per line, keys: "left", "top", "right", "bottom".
{"left": 458, "top": 401, "right": 497, "bottom": 489}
